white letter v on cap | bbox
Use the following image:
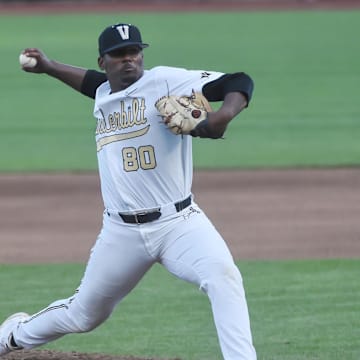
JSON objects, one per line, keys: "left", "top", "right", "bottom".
{"left": 116, "top": 25, "right": 130, "bottom": 40}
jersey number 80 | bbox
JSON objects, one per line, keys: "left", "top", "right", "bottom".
{"left": 122, "top": 145, "right": 157, "bottom": 172}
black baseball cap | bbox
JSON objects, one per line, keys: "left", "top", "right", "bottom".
{"left": 98, "top": 23, "right": 149, "bottom": 56}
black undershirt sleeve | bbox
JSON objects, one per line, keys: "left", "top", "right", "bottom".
{"left": 202, "top": 72, "right": 254, "bottom": 105}
{"left": 80, "top": 70, "right": 107, "bottom": 99}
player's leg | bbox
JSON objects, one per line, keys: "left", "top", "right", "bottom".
{"left": 10, "top": 213, "right": 154, "bottom": 350}
{"left": 160, "top": 204, "right": 256, "bottom": 360}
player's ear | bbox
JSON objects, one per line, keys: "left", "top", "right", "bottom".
{"left": 98, "top": 56, "right": 104, "bottom": 70}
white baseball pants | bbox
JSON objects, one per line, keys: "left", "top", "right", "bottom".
{"left": 14, "top": 203, "right": 256, "bottom": 360}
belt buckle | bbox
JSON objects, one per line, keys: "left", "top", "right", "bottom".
{"left": 134, "top": 212, "right": 147, "bottom": 224}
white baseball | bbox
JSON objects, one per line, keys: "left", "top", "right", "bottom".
{"left": 19, "top": 53, "right": 37, "bottom": 68}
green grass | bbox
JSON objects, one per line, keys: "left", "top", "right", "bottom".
{"left": 0, "top": 259, "right": 359, "bottom": 360}
{"left": 1, "top": 10, "right": 360, "bottom": 170}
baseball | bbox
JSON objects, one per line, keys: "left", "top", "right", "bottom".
{"left": 19, "top": 53, "right": 37, "bottom": 68}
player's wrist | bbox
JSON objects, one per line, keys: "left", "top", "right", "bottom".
{"left": 190, "top": 117, "right": 225, "bottom": 139}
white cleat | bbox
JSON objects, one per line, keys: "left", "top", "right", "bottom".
{"left": 0, "top": 312, "right": 29, "bottom": 356}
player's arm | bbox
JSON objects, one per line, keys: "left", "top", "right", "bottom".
{"left": 20, "top": 48, "right": 106, "bottom": 99}
{"left": 192, "top": 72, "right": 254, "bottom": 139}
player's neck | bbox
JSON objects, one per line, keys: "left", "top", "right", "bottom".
{"left": 109, "top": 73, "right": 143, "bottom": 93}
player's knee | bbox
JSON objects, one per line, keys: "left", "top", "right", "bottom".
{"left": 213, "top": 261, "right": 243, "bottom": 283}
{"left": 72, "top": 315, "right": 103, "bottom": 333}
{"left": 200, "top": 262, "right": 244, "bottom": 295}
{"left": 70, "top": 307, "right": 112, "bottom": 333}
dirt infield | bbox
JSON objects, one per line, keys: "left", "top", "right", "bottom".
{"left": 1, "top": 168, "right": 360, "bottom": 360}
{"left": 1, "top": 168, "right": 360, "bottom": 265}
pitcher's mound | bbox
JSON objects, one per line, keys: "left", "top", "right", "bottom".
{"left": 3, "top": 350, "right": 180, "bottom": 360}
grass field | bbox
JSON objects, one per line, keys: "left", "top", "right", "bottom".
{"left": 0, "top": 259, "right": 359, "bottom": 360}
{"left": 1, "top": 10, "right": 360, "bottom": 170}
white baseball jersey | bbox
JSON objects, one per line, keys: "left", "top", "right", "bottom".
{"left": 94, "top": 66, "right": 224, "bottom": 212}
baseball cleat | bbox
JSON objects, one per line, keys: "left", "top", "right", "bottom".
{"left": 0, "top": 312, "right": 29, "bottom": 356}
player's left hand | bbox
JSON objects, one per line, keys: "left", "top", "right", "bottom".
{"left": 155, "top": 90, "right": 212, "bottom": 135}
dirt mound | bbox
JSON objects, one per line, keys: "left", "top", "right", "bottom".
{"left": 3, "top": 350, "right": 180, "bottom": 360}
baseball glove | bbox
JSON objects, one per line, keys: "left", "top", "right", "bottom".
{"left": 155, "top": 90, "right": 212, "bottom": 135}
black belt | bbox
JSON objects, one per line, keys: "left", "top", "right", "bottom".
{"left": 118, "top": 195, "right": 191, "bottom": 224}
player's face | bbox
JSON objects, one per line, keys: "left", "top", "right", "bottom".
{"left": 99, "top": 46, "right": 144, "bottom": 91}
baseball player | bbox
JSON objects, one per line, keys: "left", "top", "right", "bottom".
{"left": 0, "top": 23, "right": 256, "bottom": 359}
